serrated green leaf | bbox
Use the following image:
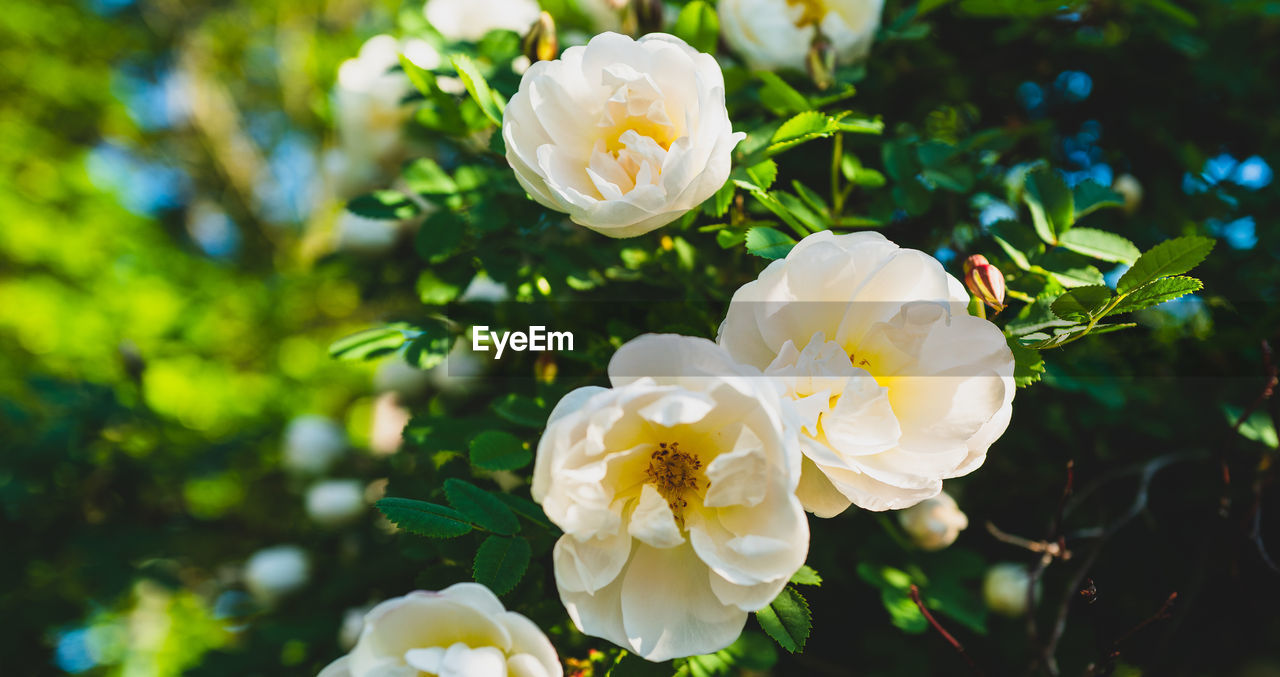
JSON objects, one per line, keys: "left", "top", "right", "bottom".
{"left": 451, "top": 54, "right": 504, "bottom": 126}
{"left": 1019, "top": 322, "right": 1136, "bottom": 349}
{"left": 469, "top": 430, "right": 531, "bottom": 471}
{"left": 745, "top": 226, "right": 796, "bottom": 259}
{"left": 756, "top": 586, "right": 811, "bottom": 653}
{"left": 756, "top": 72, "right": 810, "bottom": 116}
{"left": 1072, "top": 180, "right": 1126, "bottom": 220}
{"left": 493, "top": 394, "right": 548, "bottom": 427}
{"left": 710, "top": 180, "right": 735, "bottom": 217}
{"left": 987, "top": 220, "right": 1036, "bottom": 271}
{"left": 1109, "top": 275, "right": 1202, "bottom": 315}
{"left": 673, "top": 1, "right": 719, "bottom": 54}
{"left": 1035, "top": 249, "right": 1104, "bottom": 288}
{"left": 494, "top": 492, "right": 554, "bottom": 530}
{"left": 376, "top": 497, "right": 473, "bottom": 538}
{"left": 736, "top": 183, "right": 809, "bottom": 236}
{"left": 348, "top": 190, "right": 419, "bottom": 220}
{"left": 329, "top": 325, "right": 409, "bottom": 360}
{"left": 790, "top": 565, "right": 822, "bottom": 586}
{"left": 768, "top": 111, "right": 841, "bottom": 155}
{"left": 472, "top": 535, "right": 531, "bottom": 595}
{"left": 1057, "top": 227, "right": 1140, "bottom": 264}
{"left": 444, "top": 478, "right": 520, "bottom": 535}
{"left": 745, "top": 159, "right": 778, "bottom": 190}
{"left": 1023, "top": 166, "right": 1073, "bottom": 244}
{"left": 1050, "top": 285, "right": 1112, "bottom": 322}
{"left": 716, "top": 229, "right": 746, "bottom": 248}
{"left": 1116, "top": 236, "right": 1215, "bottom": 294}
{"left": 1007, "top": 336, "right": 1046, "bottom": 387}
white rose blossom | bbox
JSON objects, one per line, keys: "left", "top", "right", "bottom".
{"left": 282, "top": 415, "right": 347, "bottom": 475}
{"left": 320, "top": 583, "right": 562, "bottom": 677}
{"left": 331, "top": 35, "right": 441, "bottom": 193}
{"left": 533, "top": 334, "right": 809, "bottom": 661}
{"left": 425, "top": 0, "right": 542, "bottom": 42}
{"left": 896, "top": 490, "right": 968, "bottom": 551}
{"left": 717, "top": 231, "right": 1015, "bottom": 516}
{"left": 503, "top": 32, "right": 745, "bottom": 238}
{"left": 719, "top": 0, "right": 885, "bottom": 72}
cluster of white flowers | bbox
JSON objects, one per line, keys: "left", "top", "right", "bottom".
{"left": 315, "top": 2, "right": 1022, "bottom": 671}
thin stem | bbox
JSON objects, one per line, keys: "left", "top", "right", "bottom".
{"left": 909, "top": 584, "right": 984, "bottom": 676}
{"left": 831, "top": 133, "right": 844, "bottom": 219}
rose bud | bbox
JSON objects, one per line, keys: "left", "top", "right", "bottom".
{"left": 897, "top": 491, "right": 968, "bottom": 551}
{"left": 522, "top": 11, "right": 559, "bottom": 64}
{"left": 964, "top": 255, "right": 1006, "bottom": 313}
{"left": 983, "top": 563, "right": 1038, "bottom": 618}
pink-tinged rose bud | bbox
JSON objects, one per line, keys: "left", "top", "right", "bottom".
{"left": 965, "top": 258, "right": 1006, "bottom": 313}
{"left": 962, "top": 253, "right": 989, "bottom": 277}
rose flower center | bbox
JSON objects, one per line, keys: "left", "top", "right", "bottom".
{"left": 786, "top": 0, "right": 827, "bottom": 27}
{"left": 645, "top": 441, "right": 703, "bottom": 519}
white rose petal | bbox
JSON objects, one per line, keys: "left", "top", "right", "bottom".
{"left": 319, "top": 583, "right": 563, "bottom": 677}
{"left": 425, "top": 0, "right": 542, "bottom": 42}
{"left": 719, "top": 0, "right": 885, "bottom": 72}
{"left": 717, "top": 231, "right": 1015, "bottom": 516}
{"left": 503, "top": 32, "right": 745, "bottom": 238}
{"left": 533, "top": 334, "right": 809, "bottom": 660}
{"left": 282, "top": 415, "right": 347, "bottom": 475}
{"left": 896, "top": 490, "right": 968, "bottom": 550}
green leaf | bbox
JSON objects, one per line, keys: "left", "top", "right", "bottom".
{"left": 756, "top": 72, "right": 810, "bottom": 116}
{"left": 493, "top": 394, "right": 548, "bottom": 427}
{"left": 768, "top": 111, "right": 842, "bottom": 155}
{"left": 987, "top": 220, "right": 1037, "bottom": 271}
{"left": 918, "top": 0, "right": 957, "bottom": 15}
{"left": 881, "top": 140, "right": 921, "bottom": 182}
{"left": 472, "top": 535, "right": 531, "bottom": 595}
{"left": 745, "top": 226, "right": 796, "bottom": 260}
{"left": 745, "top": 159, "right": 778, "bottom": 191}
{"left": 790, "top": 565, "right": 822, "bottom": 586}
{"left": 716, "top": 229, "right": 746, "bottom": 248}
{"left": 404, "top": 324, "right": 452, "bottom": 369}
{"left": 348, "top": 190, "right": 420, "bottom": 220}
{"left": 1050, "top": 285, "right": 1112, "bottom": 322}
{"left": 1019, "top": 322, "right": 1136, "bottom": 349}
{"left": 1109, "top": 276, "right": 1202, "bottom": 315}
{"left": 673, "top": 1, "right": 719, "bottom": 54}
{"left": 494, "top": 493, "right": 554, "bottom": 530}
{"left": 375, "top": 497, "right": 473, "bottom": 538}
{"left": 329, "top": 324, "right": 409, "bottom": 361}
{"left": 403, "top": 157, "right": 457, "bottom": 195}
{"left": 1071, "top": 180, "right": 1126, "bottom": 220}
{"left": 1116, "top": 235, "right": 1215, "bottom": 294}
{"left": 416, "top": 270, "right": 461, "bottom": 306}
{"left": 1023, "top": 166, "right": 1074, "bottom": 244}
{"left": 444, "top": 479, "right": 520, "bottom": 535}
{"left": 469, "top": 430, "right": 531, "bottom": 471}
{"left": 776, "top": 191, "right": 827, "bottom": 231}
{"left": 1057, "top": 228, "right": 1140, "bottom": 264}
{"left": 792, "top": 180, "right": 829, "bottom": 214}
{"left": 736, "top": 182, "right": 808, "bottom": 236}
{"left": 1035, "top": 249, "right": 1104, "bottom": 288}
{"left": 451, "top": 54, "right": 504, "bottom": 126}
{"left": 755, "top": 586, "right": 811, "bottom": 653}
{"left": 1223, "top": 405, "right": 1279, "bottom": 449}
{"left": 414, "top": 211, "right": 466, "bottom": 263}
{"left": 1007, "top": 336, "right": 1046, "bottom": 387}
{"left": 710, "top": 180, "right": 735, "bottom": 218}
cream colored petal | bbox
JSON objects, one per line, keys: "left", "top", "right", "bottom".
{"left": 628, "top": 484, "right": 686, "bottom": 548}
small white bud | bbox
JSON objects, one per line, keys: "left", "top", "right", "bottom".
{"left": 897, "top": 491, "right": 968, "bottom": 551}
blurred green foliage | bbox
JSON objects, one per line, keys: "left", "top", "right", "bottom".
{"left": 3, "top": 0, "right": 1280, "bottom": 676}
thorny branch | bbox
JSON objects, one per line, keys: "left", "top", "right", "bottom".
{"left": 909, "top": 584, "right": 983, "bottom": 676}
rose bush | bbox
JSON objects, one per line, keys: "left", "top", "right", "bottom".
{"left": 502, "top": 32, "right": 744, "bottom": 238}
{"left": 532, "top": 334, "right": 808, "bottom": 660}
{"left": 718, "top": 0, "right": 884, "bottom": 72}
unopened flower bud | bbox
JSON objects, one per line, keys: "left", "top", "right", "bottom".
{"left": 806, "top": 36, "right": 837, "bottom": 91}
{"left": 1112, "top": 173, "right": 1143, "bottom": 215}
{"left": 534, "top": 352, "right": 558, "bottom": 384}
{"left": 983, "top": 563, "right": 1038, "bottom": 617}
{"left": 522, "top": 11, "right": 558, "bottom": 64}
{"left": 635, "top": 0, "right": 664, "bottom": 33}
{"left": 897, "top": 491, "right": 968, "bottom": 551}
{"left": 964, "top": 256, "right": 1006, "bottom": 313}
